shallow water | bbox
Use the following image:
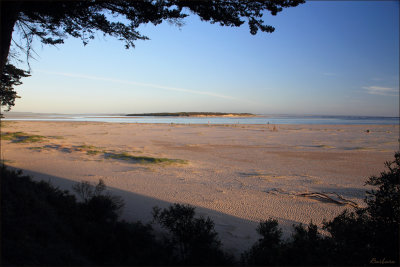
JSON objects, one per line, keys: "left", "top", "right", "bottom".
{"left": 3, "top": 113, "right": 399, "bottom": 125}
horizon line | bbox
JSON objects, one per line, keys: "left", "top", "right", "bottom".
{"left": 3, "top": 110, "right": 399, "bottom": 118}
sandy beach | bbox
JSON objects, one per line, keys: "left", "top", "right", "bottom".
{"left": 1, "top": 121, "right": 398, "bottom": 255}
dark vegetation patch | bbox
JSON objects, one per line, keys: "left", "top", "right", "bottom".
{"left": 2, "top": 130, "right": 186, "bottom": 165}
{"left": 75, "top": 144, "right": 99, "bottom": 150}
{"left": 25, "top": 142, "right": 187, "bottom": 164}
{"left": 75, "top": 145, "right": 104, "bottom": 155}
{"left": 1, "top": 131, "right": 46, "bottom": 143}
{"left": 48, "top": 135, "right": 64, "bottom": 139}
{"left": 104, "top": 151, "right": 187, "bottom": 164}
{"left": 28, "top": 146, "right": 47, "bottom": 151}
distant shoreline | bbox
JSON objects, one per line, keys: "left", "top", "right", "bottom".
{"left": 2, "top": 112, "right": 398, "bottom": 125}
{"left": 126, "top": 112, "right": 256, "bottom": 117}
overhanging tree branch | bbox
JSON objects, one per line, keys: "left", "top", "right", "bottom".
{"left": 0, "top": 0, "right": 305, "bottom": 110}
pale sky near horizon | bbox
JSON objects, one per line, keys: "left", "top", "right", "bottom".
{"left": 6, "top": 1, "right": 400, "bottom": 116}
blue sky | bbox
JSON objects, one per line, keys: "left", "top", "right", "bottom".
{"left": 9, "top": 1, "right": 400, "bottom": 116}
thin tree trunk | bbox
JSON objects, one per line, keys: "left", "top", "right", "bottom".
{"left": 1, "top": 1, "right": 22, "bottom": 163}
{"left": 0, "top": 1, "right": 21, "bottom": 75}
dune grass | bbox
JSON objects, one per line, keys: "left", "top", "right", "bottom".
{"left": 3, "top": 132, "right": 186, "bottom": 165}
{"left": 1, "top": 132, "right": 46, "bottom": 143}
{"left": 105, "top": 151, "right": 187, "bottom": 164}
{"left": 76, "top": 145, "right": 98, "bottom": 150}
{"left": 75, "top": 145, "right": 186, "bottom": 164}
{"left": 48, "top": 135, "right": 64, "bottom": 140}
{"left": 86, "top": 150, "right": 102, "bottom": 155}
{"left": 75, "top": 145, "right": 104, "bottom": 155}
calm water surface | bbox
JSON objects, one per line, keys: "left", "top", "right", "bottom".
{"left": 3, "top": 113, "right": 399, "bottom": 125}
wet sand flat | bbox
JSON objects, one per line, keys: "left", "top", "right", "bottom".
{"left": 1, "top": 121, "right": 398, "bottom": 254}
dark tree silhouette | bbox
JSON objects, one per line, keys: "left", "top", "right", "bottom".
{"left": 241, "top": 219, "right": 283, "bottom": 265}
{"left": 324, "top": 152, "right": 400, "bottom": 265}
{"left": 1, "top": 63, "right": 30, "bottom": 110}
{"left": 365, "top": 152, "right": 400, "bottom": 227}
{"left": 0, "top": 166, "right": 168, "bottom": 266}
{"left": 0, "top": 0, "right": 304, "bottom": 109}
{"left": 282, "top": 222, "right": 331, "bottom": 266}
{"left": 152, "top": 203, "right": 232, "bottom": 265}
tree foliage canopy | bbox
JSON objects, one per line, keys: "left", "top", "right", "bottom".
{"left": 6, "top": 0, "right": 304, "bottom": 49}
{"left": 152, "top": 203, "right": 230, "bottom": 265}
{"left": 1, "top": 63, "right": 30, "bottom": 111}
{"left": 0, "top": 0, "right": 304, "bottom": 110}
{"left": 365, "top": 152, "right": 400, "bottom": 226}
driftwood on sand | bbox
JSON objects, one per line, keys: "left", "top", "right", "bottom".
{"left": 265, "top": 188, "right": 359, "bottom": 208}
{"left": 297, "top": 192, "right": 359, "bottom": 208}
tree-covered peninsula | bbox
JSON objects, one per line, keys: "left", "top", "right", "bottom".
{"left": 126, "top": 112, "right": 255, "bottom": 117}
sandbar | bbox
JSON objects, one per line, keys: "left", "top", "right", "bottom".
{"left": 1, "top": 121, "right": 398, "bottom": 255}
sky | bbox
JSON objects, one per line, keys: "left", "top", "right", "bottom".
{"left": 7, "top": 1, "right": 400, "bottom": 116}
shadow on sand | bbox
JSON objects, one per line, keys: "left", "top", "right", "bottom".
{"left": 6, "top": 166, "right": 274, "bottom": 255}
